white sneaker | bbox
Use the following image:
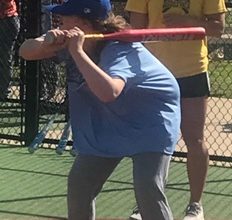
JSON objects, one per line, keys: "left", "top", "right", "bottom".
{"left": 183, "top": 202, "right": 204, "bottom": 220}
{"left": 130, "top": 207, "right": 142, "bottom": 220}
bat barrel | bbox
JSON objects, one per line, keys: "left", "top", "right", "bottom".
{"left": 102, "top": 27, "right": 206, "bottom": 42}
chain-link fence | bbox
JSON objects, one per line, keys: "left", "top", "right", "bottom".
{"left": 0, "top": 0, "right": 231, "bottom": 166}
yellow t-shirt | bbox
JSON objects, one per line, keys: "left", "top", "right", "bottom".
{"left": 125, "top": 0, "right": 227, "bottom": 78}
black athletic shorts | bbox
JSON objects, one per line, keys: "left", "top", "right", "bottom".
{"left": 176, "top": 72, "right": 210, "bottom": 98}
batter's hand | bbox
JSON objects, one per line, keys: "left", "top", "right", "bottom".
{"left": 67, "top": 27, "right": 85, "bottom": 55}
{"left": 44, "top": 29, "right": 70, "bottom": 47}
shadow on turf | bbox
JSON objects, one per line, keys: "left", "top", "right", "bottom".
{"left": 0, "top": 209, "right": 66, "bottom": 220}
{"left": 0, "top": 212, "right": 224, "bottom": 220}
{"left": 0, "top": 145, "right": 20, "bottom": 149}
{"left": 0, "top": 193, "right": 66, "bottom": 203}
{"left": 0, "top": 166, "right": 67, "bottom": 178}
{"left": 166, "top": 179, "right": 232, "bottom": 198}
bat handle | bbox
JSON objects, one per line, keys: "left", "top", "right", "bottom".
{"left": 44, "top": 32, "right": 105, "bottom": 44}
{"left": 85, "top": 33, "right": 104, "bottom": 39}
{"left": 44, "top": 32, "right": 56, "bottom": 44}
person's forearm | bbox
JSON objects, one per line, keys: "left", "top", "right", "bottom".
{"left": 19, "top": 39, "right": 45, "bottom": 60}
{"left": 181, "top": 14, "right": 225, "bottom": 37}
{"left": 19, "top": 37, "right": 60, "bottom": 60}
{"left": 163, "top": 12, "right": 225, "bottom": 38}
{"left": 72, "top": 51, "right": 124, "bottom": 102}
{"left": 192, "top": 17, "right": 225, "bottom": 37}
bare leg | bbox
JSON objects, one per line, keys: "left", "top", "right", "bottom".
{"left": 181, "top": 97, "right": 209, "bottom": 203}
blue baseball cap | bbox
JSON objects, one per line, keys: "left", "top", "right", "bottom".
{"left": 45, "top": 0, "right": 112, "bottom": 20}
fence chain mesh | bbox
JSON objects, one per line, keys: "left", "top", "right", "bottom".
{"left": 0, "top": 0, "right": 231, "bottom": 166}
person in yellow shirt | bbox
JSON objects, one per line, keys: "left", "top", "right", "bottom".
{"left": 125, "top": 0, "right": 227, "bottom": 220}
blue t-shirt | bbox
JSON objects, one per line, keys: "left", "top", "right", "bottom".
{"left": 60, "top": 41, "right": 180, "bottom": 157}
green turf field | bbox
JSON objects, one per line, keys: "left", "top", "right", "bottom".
{"left": 0, "top": 145, "right": 231, "bottom": 220}
{"left": 209, "top": 60, "right": 232, "bottom": 98}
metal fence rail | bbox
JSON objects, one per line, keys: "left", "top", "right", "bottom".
{"left": 0, "top": 0, "right": 231, "bottom": 166}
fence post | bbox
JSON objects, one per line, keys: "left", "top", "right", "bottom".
{"left": 24, "top": 0, "right": 41, "bottom": 146}
{"left": 224, "top": 5, "right": 232, "bottom": 60}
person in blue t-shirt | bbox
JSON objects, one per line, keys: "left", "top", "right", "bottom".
{"left": 19, "top": 0, "right": 181, "bottom": 219}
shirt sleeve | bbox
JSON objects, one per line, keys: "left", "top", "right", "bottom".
{"left": 203, "top": 0, "right": 227, "bottom": 15}
{"left": 125, "top": 0, "right": 148, "bottom": 14}
{"left": 99, "top": 42, "right": 139, "bottom": 83}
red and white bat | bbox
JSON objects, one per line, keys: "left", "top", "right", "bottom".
{"left": 44, "top": 27, "right": 206, "bottom": 44}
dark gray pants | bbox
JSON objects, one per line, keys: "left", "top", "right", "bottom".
{"left": 68, "top": 152, "right": 173, "bottom": 220}
{"left": 0, "top": 16, "right": 20, "bottom": 100}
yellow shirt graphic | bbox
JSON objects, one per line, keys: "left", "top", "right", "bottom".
{"left": 125, "top": 0, "right": 227, "bottom": 78}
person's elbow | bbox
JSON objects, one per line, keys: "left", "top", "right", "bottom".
{"left": 19, "top": 46, "right": 31, "bottom": 60}
{"left": 98, "top": 91, "right": 121, "bottom": 103}
{"left": 207, "top": 13, "right": 226, "bottom": 38}
{"left": 97, "top": 79, "right": 125, "bottom": 103}
{"left": 214, "top": 23, "right": 225, "bottom": 37}
{"left": 19, "top": 39, "right": 52, "bottom": 60}
{"left": 207, "top": 23, "right": 225, "bottom": 38}
{"left": 19, "top": 41, "right": 38, "bottom": 60}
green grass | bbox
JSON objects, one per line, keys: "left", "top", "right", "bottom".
{"left": 0, "top": 145, "right": 231, "bottom": 220}
{"left": 209, "top": 60, "right": 232, "bottom": 98}
{"left": 225, "top": 7, "right": 232, "bottom": 26}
